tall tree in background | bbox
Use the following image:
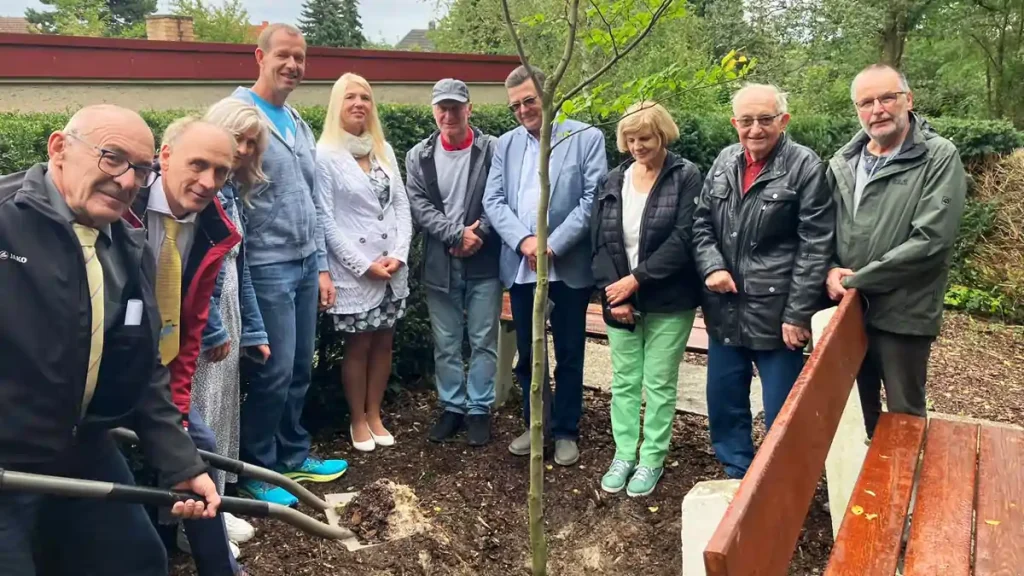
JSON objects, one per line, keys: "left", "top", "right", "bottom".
{"left": 170, "top": 0, "right": 252, "bottom": 43}
{"left": 298, "top": 0, "right": 366, "bottom": 48}
{"left": 26, "top": 0, "right": 156, "bottom": 37}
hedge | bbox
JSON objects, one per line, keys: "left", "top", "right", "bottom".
{"left": 2, "top": 106, "right": 1020, "bottom": 428}
{"left": 3, "top": 105, "right": 1021, "bottom": 177}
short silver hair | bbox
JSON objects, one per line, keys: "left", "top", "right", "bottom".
{"left": 161, "top": 117, "right": 232, "bottom": 150}
{"left": 505, "top": 65, "right": 545, "bottom": 92}
{"left": 850, "top": 64, "right": 911, "bottom": 100}
{"left": 731, "top": 83, "right": 789, "bottom": 116}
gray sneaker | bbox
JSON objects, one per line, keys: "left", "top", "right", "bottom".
{"left": 508, "top": 430, "right": 532, "bottom": 456}
{"left": 554, "top": 439, "right": 579, "bottom": 466}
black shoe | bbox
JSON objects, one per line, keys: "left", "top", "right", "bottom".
{"left": 428, "top": 411, "right": 464, "bottom": 443}
{"left": 466, "top": 414, "right": 492, "bottom": 447}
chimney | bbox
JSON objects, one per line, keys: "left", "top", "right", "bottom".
{"left": 428, "top": 20, "right": 436, "bottom": 31}
{"left": 145, "top": 15, "right": 195, "bottom": 42}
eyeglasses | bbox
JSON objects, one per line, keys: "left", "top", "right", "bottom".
{"left": 854, "top": 91, "right": 906, "bottom": 112}
{"left": 508, "top": 95, "right": 539, "bottom": 113}
{"left": 66, "top": 133, "right": 158, "bottom": 188}
{"left": 735, "top": 113, "right": 783, "bottom": 128}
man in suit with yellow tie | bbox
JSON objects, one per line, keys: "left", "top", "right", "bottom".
{"left": 124, "top": 116, "right": 244, "bottom": 575}
{"left": 0, "top": 104, "right": 220, "bottom": 575}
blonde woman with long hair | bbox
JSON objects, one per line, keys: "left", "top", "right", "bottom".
{"left": 188, "top": 97, "right": 273, "bottom": 550}
{"left": 317, "top": 73, "right": 412, "bottom": 452}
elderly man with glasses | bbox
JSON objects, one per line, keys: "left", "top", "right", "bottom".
{"left": 0, "top": 104, "right": 219, "bottom": 575}
{"left": 692, "top": 83, "right": 834, "bottom": 479}
{"left": 825, "top": 64, "right": 967, "bottom": 441}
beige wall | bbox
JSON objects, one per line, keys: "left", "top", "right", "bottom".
{"left": 0, "top": 81, "right": 509, "bottom": 113}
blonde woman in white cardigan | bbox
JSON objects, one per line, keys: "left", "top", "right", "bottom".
{"left": 317, "top": 73, "right": 413, "bottom": 452}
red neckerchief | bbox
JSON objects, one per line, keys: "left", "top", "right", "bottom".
{"left": 440, "top": 130, "right": 474, "bottom": 151}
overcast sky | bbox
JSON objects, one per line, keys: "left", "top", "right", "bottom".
{"left": 0, "top": 0, "right": 447, "bottom": 44}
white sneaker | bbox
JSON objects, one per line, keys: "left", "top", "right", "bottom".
{"left": 224, "top": 512, "right": 256, "bottom": 543}
{"left": 177, "top": 524, "right": 242, "bottom": 559}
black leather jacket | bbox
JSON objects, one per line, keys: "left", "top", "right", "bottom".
{"left": 692, "top": 134, "right": 834, "bottom": 350}
{"left": 591, "top": 152, "right": 703, "bottom": 324}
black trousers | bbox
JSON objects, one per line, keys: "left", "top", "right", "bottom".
{"left": 857, "top": 327, "right": 935, "bottom": 438}
{"left": 0, "top": 434, "right": 168, "bottom": 576}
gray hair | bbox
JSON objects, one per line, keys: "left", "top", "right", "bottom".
{"left": 731, "top": 83, "right": 789, "bottom": 115}
{"left": 161, "top": 117, "right": 231, "bottom": 150}
{"left": 850, "top": 64, "right": 911, "bottom": 100}
{"left": 505, "top": 65, "right": 545, "bottom": 92}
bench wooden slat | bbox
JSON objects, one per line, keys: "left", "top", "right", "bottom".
{"left": 902, "top": 418, "right": 978, "bottom": 576}
{"left": 498, "top": 291, "right": 709, "bottom": 353}
{"left": 974, "top": 425, "right": 1024, "bottom": 574}
{"left": 703, "top": 292, "right": 867, "bottom": 576}
{"left": 824, "top": 413, "right": 926, "bottom": 576}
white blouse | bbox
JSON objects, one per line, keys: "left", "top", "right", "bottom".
{"left": 621, "top": 165, "right": 651, "bottom": 271}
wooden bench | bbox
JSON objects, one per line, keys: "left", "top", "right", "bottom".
{"left": 497, "top": 291, "right": 709, "bottom": 352}
{"left": 494, "top": 291, "right": 709, "bottom": 407}
{"left": 702, "top": 289, "right": 1024, "bottom": 575}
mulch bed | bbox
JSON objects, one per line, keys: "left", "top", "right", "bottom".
{"left": 927, "top": 311, "right": 1024, "bottom": 426}
{"left": 170, "top": 388, "right": 832, "bottom": 575}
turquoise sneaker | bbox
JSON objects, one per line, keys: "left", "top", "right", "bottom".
{"left": 283, "top": 457, "right": 348, "bottom": 483}
{"left": 626, "top": 466, "right": 664, "bottom": 498}
{"left": 600, "top": 459, "right": 636, "bottom": 494}
{"left": 237, "top": 479, "right": 299, "bottom": 507}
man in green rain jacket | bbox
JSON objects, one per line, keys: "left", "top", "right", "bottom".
{"left": 825, "top": 63, "right": 967, "bottom": 440}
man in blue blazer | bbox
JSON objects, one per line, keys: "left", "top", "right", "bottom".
{"left": 483, "top": 65, "right": 608, "bottom": 466}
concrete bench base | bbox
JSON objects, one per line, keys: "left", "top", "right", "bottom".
{"left": 681, "top": 480, "right": 742, "bottom": 576}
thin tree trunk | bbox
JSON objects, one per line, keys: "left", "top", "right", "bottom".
{"left": 527, "top": 103, "right": 554, "bottom": 576}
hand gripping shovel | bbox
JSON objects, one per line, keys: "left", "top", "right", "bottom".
{"left": 0, "top": 428, "right": 370, "bottom": 551}
{"left": 106, "top": 428, "right": 376, "bottom": 551}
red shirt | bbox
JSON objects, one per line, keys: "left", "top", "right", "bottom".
{"left": 441, "top": 130, "right": 474, "bottom": 151}
{"left": 742, "top": 150, "right": 767, "bottom": 194}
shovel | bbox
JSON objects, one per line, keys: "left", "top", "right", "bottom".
{"left": 0, "top": 429, "right": 372, "bottom": 552}
{"left": 107, "top": 428, "right": 378, "bottom": 551}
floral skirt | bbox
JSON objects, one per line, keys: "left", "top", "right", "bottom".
{"left": 331, "top": 285, "right": 408, "bottom": 333}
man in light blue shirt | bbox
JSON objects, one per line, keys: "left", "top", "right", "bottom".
{"left": 230, "top": 23, "right": 347, "bottom": 506}
{"left": 483, "top": 65, "right": 608, "bottom": 466}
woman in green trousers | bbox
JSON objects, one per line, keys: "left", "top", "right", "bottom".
{"left": 591, "top": 101, "right": 704, "bottom": 497}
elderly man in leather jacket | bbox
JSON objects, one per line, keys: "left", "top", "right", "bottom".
{"left": 692, "top": 84, "right": 834, "bottom": 479}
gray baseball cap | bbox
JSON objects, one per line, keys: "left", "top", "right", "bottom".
{"left": 431, "top": 78, "right": 470, "bottom": 105}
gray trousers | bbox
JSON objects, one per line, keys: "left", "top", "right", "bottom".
{"left": 857, "top": 327, "right": 935, "bottom": 438}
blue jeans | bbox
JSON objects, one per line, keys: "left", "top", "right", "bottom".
{"left": 425, "top": 260, "right": 501, "bottom": 415}
{"left": 508, "top": 281, "right": 590, "bottom": 440}
{"left": 706, "top": 338, "right": 805, "bottom": 478}
{"left": 0, "top": 435, "right": 167, "bottom": 576}
{"left": 240, "top": 253, "right": 319, "bottom": 471}
{"left": 184, "top": 407, "right": 239, "bottom": 576}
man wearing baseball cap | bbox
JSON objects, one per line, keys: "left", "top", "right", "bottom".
{"left": 406, "top": 78, "right": 501, "bottom": 446}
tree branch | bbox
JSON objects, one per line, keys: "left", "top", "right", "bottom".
{"left": 500, "top": 0, "right": 544, "bottom": 103}
{"left": 588, "top": 0, "right": 620, "bottom": 57}
{"left": 549, "top": 70, "right": 748, "bottom": 152}
{"left": 555, "top": 0, "right": 675, "bottom": 110}
{"left": 547, "top": 0, "right": 582, "bottom": 102}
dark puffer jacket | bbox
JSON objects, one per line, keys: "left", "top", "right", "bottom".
{"left": 692, "top": 134, "right": 834, "bottom": 350}
{"left": 591, "top": 152, "right": 704, "bottom": 322}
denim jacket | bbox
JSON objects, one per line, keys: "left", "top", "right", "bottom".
{"left": 201, "top": 181, "right": 269, "bottom": 352}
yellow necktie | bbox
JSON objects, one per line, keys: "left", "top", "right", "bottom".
{"left": 155, "top": 216, "right": 182, "bottom": 365}
{"left": 72, "top": 224, "right": 103, "bottom": 417}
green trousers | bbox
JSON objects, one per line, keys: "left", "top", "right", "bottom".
{"left": 606, "top": 310, "right": 696, "bottom": 468}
